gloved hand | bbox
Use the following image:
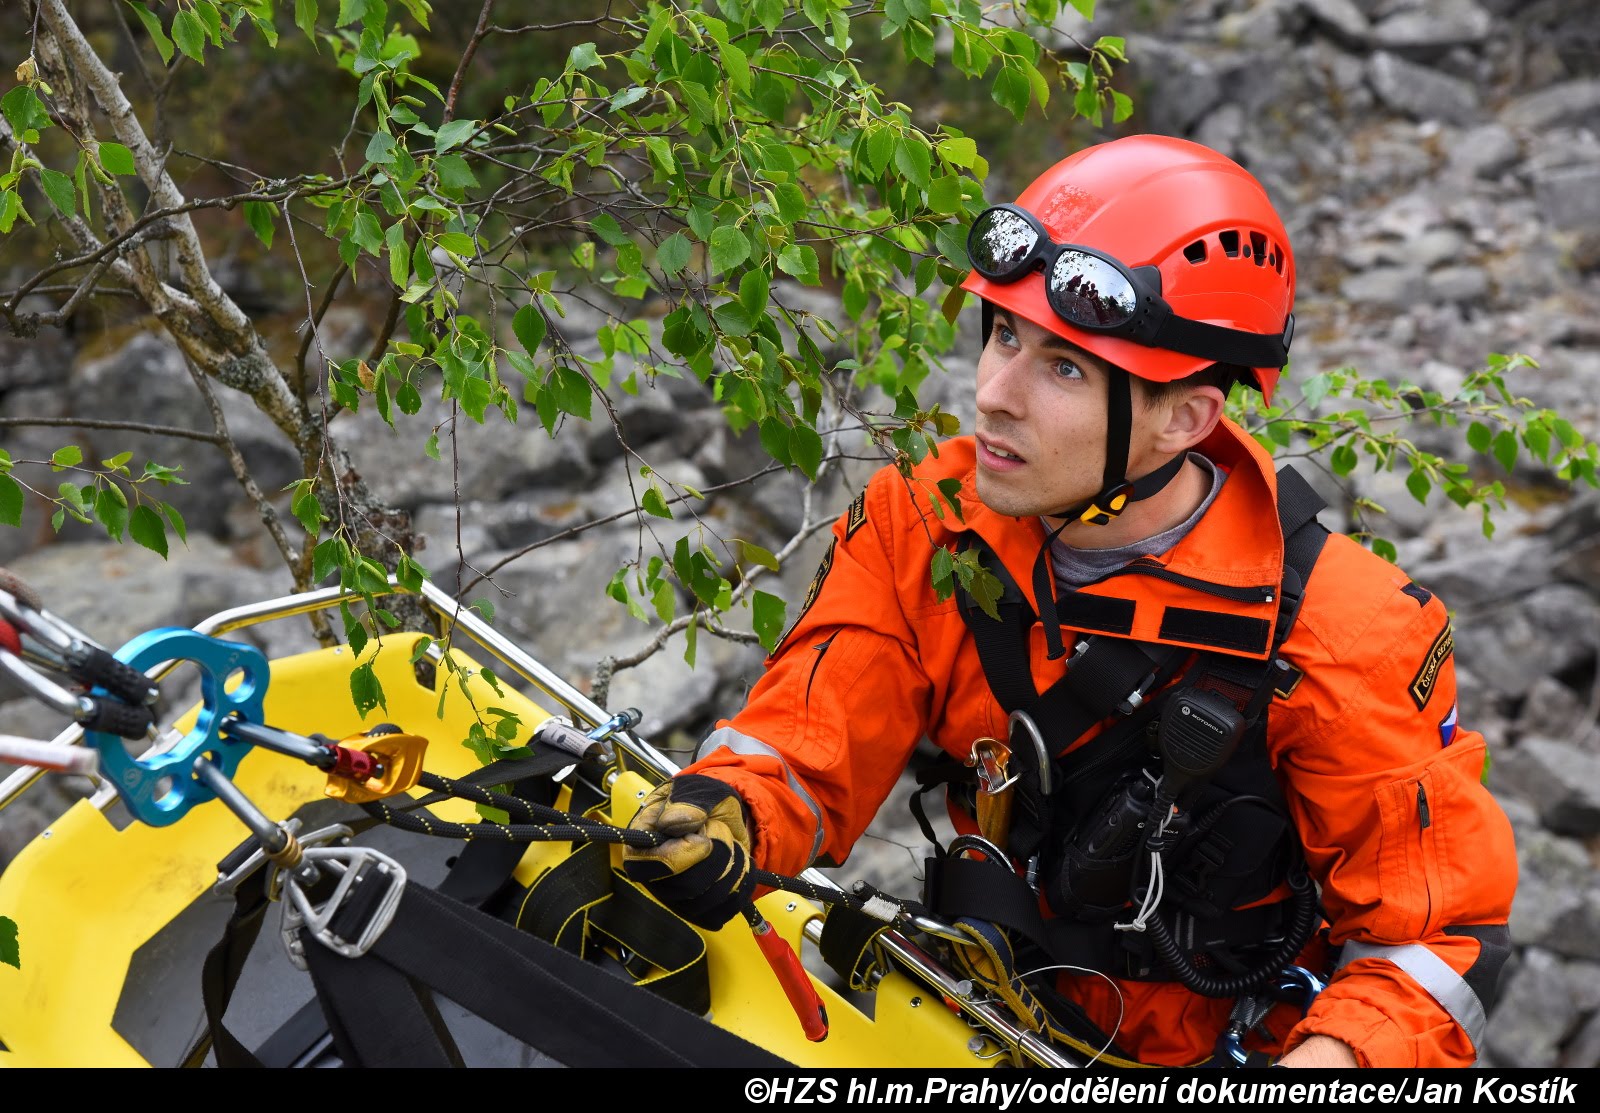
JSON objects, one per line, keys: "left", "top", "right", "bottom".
{"left": 622, "top": 773, "right": 755, "bottom": 930}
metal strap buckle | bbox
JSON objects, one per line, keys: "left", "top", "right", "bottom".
{"left": 279, "top": 843, "right": 407, "bottom": 970}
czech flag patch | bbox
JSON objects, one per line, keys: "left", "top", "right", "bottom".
{"left": 1438, "top": 702, "right": 1458, "bottom": 747}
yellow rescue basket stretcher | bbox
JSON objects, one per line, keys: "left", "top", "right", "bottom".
{"left": 0, "top": 579, "right": 1078, "bottom": 1068}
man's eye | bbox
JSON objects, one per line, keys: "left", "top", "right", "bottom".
{"left": 993, "top": 323, "right": 1016, "bottom": 347}
{"left": 1055, "top": 359, "right": 1084, "bottom": 380}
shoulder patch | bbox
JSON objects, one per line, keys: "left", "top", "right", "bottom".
{"left": 774, "top": 537, "right": 836, "bottom": 653}
{"left": 1409, "top": 620, "right": 1453, "bottom": 710}
{"left": 845, "top": 491, "right": 868, "bottom": 539}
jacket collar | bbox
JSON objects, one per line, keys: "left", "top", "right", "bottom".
{"left": 950, "top": 419, "right": 1287, "bottom": 660}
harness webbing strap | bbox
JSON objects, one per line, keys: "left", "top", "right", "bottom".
{"left": 314, "top": 882, "right": 787, "bottom": 1067}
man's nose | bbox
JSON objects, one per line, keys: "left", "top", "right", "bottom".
{"left": 976, "top": 349, "right": 1024, "bottom": 418}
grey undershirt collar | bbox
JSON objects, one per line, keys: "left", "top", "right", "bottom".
{"left": 1050, "top": 454, "right": 1224, "bottom": 591}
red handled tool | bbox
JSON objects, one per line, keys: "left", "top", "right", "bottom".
{"left": 743, "top": 904, "right": 829, "bottom": 1042}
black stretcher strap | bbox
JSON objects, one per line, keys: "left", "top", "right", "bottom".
{"left": 314, "top": 881, "right": 785, "bottom": 1067}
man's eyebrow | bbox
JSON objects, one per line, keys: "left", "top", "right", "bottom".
{"left": 994, "top": 311, "right": 1091, "bottom": 356}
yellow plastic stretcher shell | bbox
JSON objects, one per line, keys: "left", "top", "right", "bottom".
{"left": 0, "top": 635, "right": 985, "bottom": 1068}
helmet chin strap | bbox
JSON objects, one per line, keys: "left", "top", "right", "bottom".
{"left": 1030, "top": 366, "right": 1188, "bottom": 660}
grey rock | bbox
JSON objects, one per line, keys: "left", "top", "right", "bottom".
{"left": 1295, "top": 0, "right": 1372, "bottom": 44}
{"left": 1124, "top": 37, "right": 1225, "bottom": 135}
{"left": 1535, "top": 165, "right": 1600, "bottom": 232}
{"left": 340, "top": 390, "right": 593, "bottom": 511}
{"left": 1, "top": 535, "right": 290, "bottom": 659}
{"left": 1486, "top": 948, "right": 1579, "bottom": 1067}
{"left": 1563, "top": 1005, "right": 1600, "bottom": 1068}
{"left": 1368, "top": 51, "right": 1481, "bottom": 125}
{"left": 1341, "top": 265, "right": 1423, "bottom": 308}
{"left": 1447, "top": 123, "right": 1522, "bottom": 180}
{"left": 1370, "top": 0, "right": 1492, "bottom": 53}
{"left": 1493, "top": 736, "right": 1600, "bottom": 837}
{"left": 1413, "top": 226, "right": 1470, "bottom": 268}
{"left": 70, "top": 333, "right": 301, "bottom": 539}
{"left": 1193, "top": 103, "right": 1248, "bottom": 160}
{"left": 1514, "top": 675, "right": 1591, "bottom": 747}
{"left": 1503, "top": 78, "right": 1600, "bottom": 132}
{"left": 1426, "top": 264, "right": 1491, "bottom": 302}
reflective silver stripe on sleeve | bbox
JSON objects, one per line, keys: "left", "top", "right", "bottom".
{"left": 697, "top": 726, "right": 826, "bottom": 863}
{"left": 1338, "top": 940, "right": 1488, "bottom": 1049}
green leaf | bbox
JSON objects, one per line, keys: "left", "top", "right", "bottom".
{"left": 172, "top": 9, "right": 206, "bottom": 61}
{"left": 0, "top": 474, "right": 24, "bottom": 527}
{"left": 1491, "top": 429, "right": 1518, "bottom": 474}
{"left": 567, "top": 42, "right": 603, "bottom": 71}
{"left": 313, "top": 536, "right": 345, "bottom": 583}
{"left": 435, "top": 153, "right": 478, "bottom": 191}
{"left": 51, "top": 445, "right": 82, "bottom": 470}
{"left": 95, "top": 485, "right": 129, "bottom": 541}
{"left": 791, "top": 424, "right": 824, "bottom": 480}
{"left": 127, "top": 2, "right": 176, "bottom": 64}
{"left": 591, "top": 212, "right": 631, "bottom": 248}
{"left": 1111, "top": 90, "right": 1134, "bottom": 124}
{"left": 1330, "top": 443, "right": 1358, "bottom": 476}
{"left": 992, "top": 66, "right": 1030, "bottom": 121}
{"left": 927, "top": 173, "right": 962, "bottom": 214}
{"left": 1068, "top": 0, "right": 1096, "bottom": 17}
{"left": 894, "top": 138, "right": 931, "bottom": 189}
{"left": 434, "top": 119, "right": 477, "bottom": 153}
{"left": 295, "top": 0, "right": 318, "bottom": 39}
{"left": 0, "top": 916, "right": 17, "bottom": 969}
{"left": 365, "top": 130, "right": 397, "bottom": 166}
{"left": 738, "top": 268, "right": 769, "bottom": 320}
{"left": 351, "top": 210, "right": 384, "bottom": 256}
{"left": 937, "top": 137, "right": 977, "bottom": 169}
{"left": 657, "top": 231, "right": 692, "bottom": 276}
{"left": 291, "top": 482, "right": 323, "bottom": 532}
{"left": 129, "top": 504, "right": 168, "bottom": 557}
{"left": 741, "top": 542, "right": 780, "bottom": 572}
{"left": 243, "top": 200, "right": 275, "bottom": 248}
{"left": 777, "top": 244, "right": 820, "bottom": 285}
{"left": 162, "top": 501, "right": 187, "bottom": 543}
{"left": 641, "top": 485, "right": 673, "bottom": 519}
{"left": 39, "top": 168, "right": 75, "bottom": 217}
{"left": 752, "top": 590, "right": 786, "bottom": 654}
{"left": 709, "top": 226, "right": 750, "bottom": 274}
{"left": 350, "top": 661, "right": 387, "bottom": 715}
{"left": 98, "top": 142, "right": 136, "bottom": 176}
{"left": 512, "top": 304, "right": 547, "bottom": 353}
{"left": 1, "top": 87, "right": 50, "bottom": 135}
{"left": 1405, "top": 468, "right": 1431, "bottom": 504}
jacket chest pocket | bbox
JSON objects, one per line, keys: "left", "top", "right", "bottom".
{"left": 1374, "top": 769, "right": 1444, "bottom": 941}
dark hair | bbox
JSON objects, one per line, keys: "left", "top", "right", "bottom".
{"left": 1135, "top": 363, "right": 1249, "bottom": 407}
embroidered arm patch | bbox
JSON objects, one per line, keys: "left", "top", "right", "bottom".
{"left": 1409, "top": 621, "right": 1454, "bottom": 710}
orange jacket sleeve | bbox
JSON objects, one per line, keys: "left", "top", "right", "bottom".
{"left": 686, "top": 472, "right": 936, "bottom": 879}
{"left": 1272, "top": 534, "right": 1516, "bottom": 1066}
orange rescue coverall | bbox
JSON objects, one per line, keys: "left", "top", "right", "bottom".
{"left": 687, "top": 418, "right": 1516, "bottom": 1067}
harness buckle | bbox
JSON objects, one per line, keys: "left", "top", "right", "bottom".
{"left": 279, "top": 842, "right": 408, "bottom": 970}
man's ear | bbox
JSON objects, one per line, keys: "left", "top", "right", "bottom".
{"left": 1153, "top": 386, "right": 1226, "bottom": 454}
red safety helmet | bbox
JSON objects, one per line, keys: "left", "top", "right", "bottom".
{"left": 961, "top": 135, "right": 1295, "bottom": 405}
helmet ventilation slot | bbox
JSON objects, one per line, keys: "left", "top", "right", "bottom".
{"left": 1250, "top": 232, "right": 1268, "bottom": 267}
{"left": 1219, "top": 229, "right": 1241, "bottom": 258}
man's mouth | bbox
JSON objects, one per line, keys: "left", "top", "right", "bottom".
{"left": 978, "top": 436, "right": 1026, "bottom": 463}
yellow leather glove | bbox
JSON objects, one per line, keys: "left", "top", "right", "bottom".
{"left": 622, "top": 773, "right": 755, "bottom": 930}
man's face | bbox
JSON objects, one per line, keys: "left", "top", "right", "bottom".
{"left": 973, "top": 310, "right": 1165, "bottom": 522}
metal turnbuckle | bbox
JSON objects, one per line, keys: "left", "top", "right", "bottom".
{"left": 279, "top": 843, "right": 408, "bottom": 971}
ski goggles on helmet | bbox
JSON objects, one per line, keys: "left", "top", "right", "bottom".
{"left": 967, "top": 204, "right": 1294, "bottom": 369}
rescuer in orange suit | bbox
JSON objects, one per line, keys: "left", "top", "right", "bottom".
{"left": 623, "top": 135, "right": 1516, "bottom": 1068}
